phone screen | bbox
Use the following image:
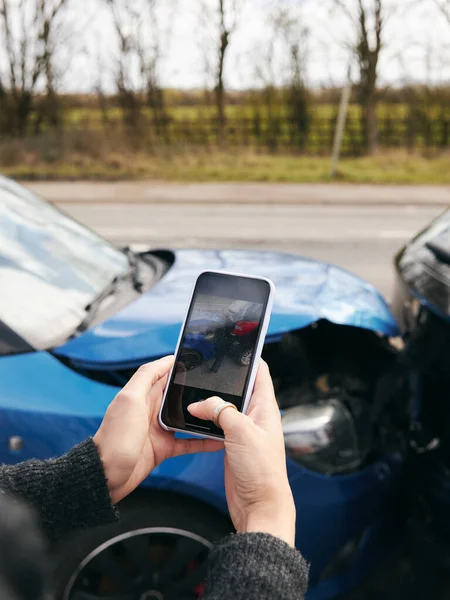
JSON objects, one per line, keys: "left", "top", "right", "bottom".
{"left": 161, "top": 272, "right": 271, "bottom": 437}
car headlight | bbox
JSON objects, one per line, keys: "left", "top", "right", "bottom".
{"left": 282, "top": 399, "right": 362, "bottom": 475}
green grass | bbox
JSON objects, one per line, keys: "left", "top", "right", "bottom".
{"left": 3, "top": 149, "right": 450, "bottom": 184}
{"left": 62, "top": 103, "right": 414, "bottom": 125}
{"left": 29, "top": 103, "right": 448, "bottom": 162}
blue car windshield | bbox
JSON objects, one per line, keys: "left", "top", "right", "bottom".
{"left": 0, "top": 178, "right": 129, "bottom": 349}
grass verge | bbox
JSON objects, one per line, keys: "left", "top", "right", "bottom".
{"left": 2, "top": 144, "right": 450, "bottom": 184}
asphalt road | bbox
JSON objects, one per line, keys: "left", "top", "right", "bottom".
{"left": 177, "top": 356, "right": 247, "bottom": 397}
{"left": 57, "top": 199, "right": 442, "bottom": 298}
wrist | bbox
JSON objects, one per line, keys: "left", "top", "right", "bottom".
{"left": 242, "top": 496, "right": 296, "bottom": 547}
{"left": 92, "top": 433, "right": 118, "bottom": 503}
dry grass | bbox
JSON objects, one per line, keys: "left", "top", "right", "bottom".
{"left": 1, "top": 131, "right": 450, "bottom": 184}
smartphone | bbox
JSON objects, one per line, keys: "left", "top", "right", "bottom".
{"left": 159, "top": 270, "right": 275, "bottom": 439}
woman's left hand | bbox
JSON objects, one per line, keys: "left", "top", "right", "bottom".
{"left": 93, "top": 356, "right": 222, "bottom": 504}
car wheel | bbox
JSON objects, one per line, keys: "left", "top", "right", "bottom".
{"left": 235, "top": 349, "right": 253, "bottom": 367}
{"left": 179, "top": 350, "right": 203, "bottom": 371}
{"left": 51, "top": 491, "right": 232, "bottom": 600}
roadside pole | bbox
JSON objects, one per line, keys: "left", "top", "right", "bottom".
{"left": 330, "top": 69, "right": 352, "bottom": 178}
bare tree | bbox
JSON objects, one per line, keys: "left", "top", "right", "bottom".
{"left": 332, "top": 0, "right": 386, "bottom": 154}
{"left": 216, "top": 0, "right": 233, "bottom": 140}
{"left": 251, "top": 5, "right": 310, "bottom": 151}
{"left": 36, "top": 0, "right": 73, "bottom": 131}
{"left": 136, "top": 0, "right": 171, "bottom": 134}
{"left": 434, "top": 0, "right": 450, "bottom": 23}
{"left": 0, "top": 0, "right": 69, "bottom": 135}
{"left": 106, "top": 0, "right": 141, "bottom": 128}
{"left": 252, "top": 31, "right": 278, "bottom": 150}
{"left": 94, "top": 49, "right": 110, "bottom": 126}
{"left": 105, "top": 0, "right": 176, "bottom": 132}
{"left": 0, "top": 0, "right": 40, "bottom": 134}
{"left": 273, "top": 8, "right": 310, "bottom": 147}
{"left": 199, "top": 0, "right": 242, "bottom": 143}
{"left": 357, "top": 0, "right": 383, "bottom": 154}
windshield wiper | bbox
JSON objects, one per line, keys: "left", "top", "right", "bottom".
{"left": 73, "top": 249, "right": 146, "bottom": 336}
{"left": 74, "top": 250, "right": 146, "bottom": 336}
{"left": 76, "top": 275, "right": 122, "bottom": 334}
{"left": 426, "top": 241, "right": 450, "bottom": 266}
{"left": 123, "top": 247, "right": 145, "bottom": 292}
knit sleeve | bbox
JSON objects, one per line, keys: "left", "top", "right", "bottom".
{"left": 0, "top": 438, "right": 118, "bottom": 542}
{"left": 204, "top": 532, "right": 309, "bottom": 600}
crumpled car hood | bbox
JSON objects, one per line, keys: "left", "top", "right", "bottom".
{"left": 54, "top": 249, "right": 398, "bottom": 366}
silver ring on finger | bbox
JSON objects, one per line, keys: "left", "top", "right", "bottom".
{"left": 212, "top": 400, "right": 238, "bottom": 427}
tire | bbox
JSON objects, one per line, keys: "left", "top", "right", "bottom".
{"left": 179, "top": 350, "right": 203, "bottom": 371}
{"left": 235, "top": 348, "right": 253, "bottom": 367}
{"left": 51, "top": 491, "right": 232, "bottom": 600}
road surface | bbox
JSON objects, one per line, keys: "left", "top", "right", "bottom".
{"left": 55, "top": 199, "right": 442, "bottom": 298}
{"left": 177, "top": 356, "right": 247, "bottom": 397}
{"left": 28, "top": 181, "right": 450, "bottom": 206}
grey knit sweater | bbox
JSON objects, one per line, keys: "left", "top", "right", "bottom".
{"left": 0, "top": 439, "right": 309, "bottom": 600}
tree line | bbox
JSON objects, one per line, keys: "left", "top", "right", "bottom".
{"left": 0, "top": 0, "right": 449, "bottom": 156}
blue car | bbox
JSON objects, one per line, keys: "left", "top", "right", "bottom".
{"left": 181, "top": 318, "right": 254, "bottom": 370}
{"left": 181, "top": 319, "right": 218, "bottom": 369}
{"left": 0, "top": 176, "right": 404, "bottom": 600}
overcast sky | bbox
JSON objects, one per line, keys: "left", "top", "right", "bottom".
{"left": 55, "top": 0, "right": 450, "bottom": 92}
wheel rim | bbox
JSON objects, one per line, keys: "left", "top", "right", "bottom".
{"left": 240, "top": 350, "right": 252, "bottom": 366}
{"left": 63, "top": 527, "right": 213, "bottom": 600}
{"left": 180, "top": 352, "right": 202, "bottom": 371}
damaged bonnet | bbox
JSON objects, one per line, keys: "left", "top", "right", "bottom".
{"left": 266, "top": 259, "right": 399, "bottom": 338}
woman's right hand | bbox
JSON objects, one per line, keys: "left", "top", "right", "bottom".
{"left": 187, "top": 360, "right": 296, "bottom": 547}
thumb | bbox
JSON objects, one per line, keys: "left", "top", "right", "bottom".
{"left": 122, "top": 355, "right": 174, "bottom": 400}
{"left": 188, "top": 397, "right": 249, "bottom": 439}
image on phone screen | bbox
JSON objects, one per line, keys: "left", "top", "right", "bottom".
{"left": 161, "top": 272, "right": 271, "bottom": 437}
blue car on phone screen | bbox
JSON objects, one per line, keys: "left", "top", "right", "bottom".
{"left": 180, "top": 319, "right": 218, "bottom": 369}
{"left": 0, "top": 176, "right": 405, "bottom": 600}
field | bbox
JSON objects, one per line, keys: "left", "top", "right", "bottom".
{"left": 3, "top": 146, "right": 450, "bottom": 184}
{"left": 2, "top": 100, "right": 450, "bottom": 183}
{"left": 63, "top": 102, "right": 428, "bottom": 123}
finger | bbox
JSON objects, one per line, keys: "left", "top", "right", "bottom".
{"left": 174, "top": 361, "right": 186, "bottom": 404}
{"left": 171, "top": 437, "right": 224, "bottom": 457}
{"left": 188, "top": 396, "right": 249, "bottom": 437}
{"left": 253, "top": 360, "right": 274, "bottom": 396}
{"left": 123, "top": 356, "right": 174, "bottom": 398}
{"left": 250, "top": 360, "right": 279, "bottom": 413}
{"left": 160, "top": 372, "right": 169, "bottom": 389}
{"left": 148, "top": 373, "right": 170, "bottom": 414}
{"left": 155, "top": 372, "right": 169, "bottom": 394}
